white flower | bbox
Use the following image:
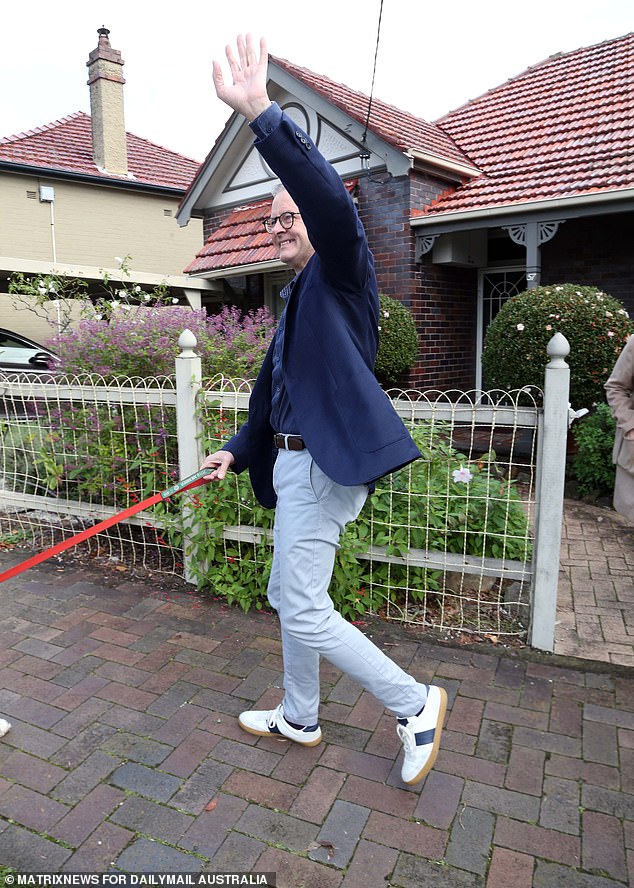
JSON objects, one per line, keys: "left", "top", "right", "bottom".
{"left": 110, "top": 300, "right": 120, "bottom": 308}
{"left": 516, "top": 323, "right": 525, "bottom": 331}
{"left": 48, "top": 282, "right": 56, "bottom": 293}
{"left": 115, "top": 256, "right": 123, "bottom": 266}
{"left": 134, "top": 285, "right": 142, "bottom": 294}
{"left": 378, "top": 325, "right": 382, "bottom": 332}
{"left": 171, "top": 297, "right": 179, "bottom": 304}
{"left": 118, "top": 289, "right": 127, "bottom": 299}
{"left": 38, "top": 285, "right": 47, "bottom": 296}
{"left": 545, "top": 324, "right": 552, "bottom": 330}
{"left": 607, "top": 331, "right": 614, "bottom": 337}
{"left": 383, "top": 311, "right": 390, "bottom": 318}
{"left": 143, "top": 294, "right": 152, "bottom": 302}
{"left": 452, "top": 466, "right": 473, "bottom": 484}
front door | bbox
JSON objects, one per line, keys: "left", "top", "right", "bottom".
{"left": 476, "top": 267, "right": 526, "bottom": 391}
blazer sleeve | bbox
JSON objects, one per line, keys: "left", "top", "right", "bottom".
{"left": 605, "top": 336, "right": 634, "bottom": 434}
{"left": 250, "top": 103, "right": 370, "bottom": 292}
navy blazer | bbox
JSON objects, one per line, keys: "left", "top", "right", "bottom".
{"left": 225, "top": 104, "right": 421, "bottom": 508}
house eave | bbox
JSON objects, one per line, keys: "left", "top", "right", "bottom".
{"left": 410, "top": 188, "right": 634, "bottom": 233}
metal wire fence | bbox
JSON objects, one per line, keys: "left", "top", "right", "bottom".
{"left": 1, "top": 335, "right": 570, "bottom": 646}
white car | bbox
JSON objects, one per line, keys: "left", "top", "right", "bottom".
{"left": 0, "top": 329, "right": 57, "bottom": 372}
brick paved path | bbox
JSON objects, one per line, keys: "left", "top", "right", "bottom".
{"left": 0, "top": 552, "right": 632, "bottom": 886}
{"left": 556, "top": 499, "right": 634, "bottom": 668}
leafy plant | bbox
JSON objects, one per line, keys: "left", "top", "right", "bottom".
{"left": 568, "top": 403, "right": 616, "bottom": 498}
{"left": 482, "top": 284, "right": 633, "bottom": 407}
{"left": 175, "top": 413, "right": 531, "bottom": 620}
{"left": 374, "top": 293, "right": 419, "bottom": 383}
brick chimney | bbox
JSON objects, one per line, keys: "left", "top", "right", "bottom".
{"left": 86, "top": 27, "right": 128, "bottom": 176}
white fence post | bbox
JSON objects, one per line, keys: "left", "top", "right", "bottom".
{"left": 175, "top": 330, "right": 203, "bottom": 584}
{"left": 530, "top": 332, "right": 570, "bottom": 651}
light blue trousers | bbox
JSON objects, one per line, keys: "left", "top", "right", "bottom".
{"left": 267, "top": 448, "right": 427, "bottom": 726}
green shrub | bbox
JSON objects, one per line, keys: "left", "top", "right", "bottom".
{"left": 374, "top": 294, "right": 419, "bottom": 383}
{"left": 482, "top": 284, "right": 633, "bottom": 407}
{"left": 177, "top": 414, "right": 531, "bottom": 620}
{"left": 569, "top": 403, "right": 616, "bottom": 498}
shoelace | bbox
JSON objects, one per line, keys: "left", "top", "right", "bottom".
{"left": 396, "top": 721, "right": 415, "bottom": 754}
{"left": 267, "top": 704, "right": 284, "bottom": 730}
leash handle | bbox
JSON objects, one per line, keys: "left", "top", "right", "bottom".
{"left": 0, "top": 470, "right": 212, "bottom": 584}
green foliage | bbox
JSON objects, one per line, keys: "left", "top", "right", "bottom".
{"left": 374, "top": 294, "right": 419, "bottom": 383}
{"left": 482, "top": 284, "right": 633, "bottom": 407}
{"left": 569, "top": 403, "right": 616, "bottom": 498}
{"left": 176, "top": 413, "right": 531, "bottom": 620}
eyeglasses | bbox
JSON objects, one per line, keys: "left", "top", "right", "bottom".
{"left": 263, "top": 211, "right": 301, "bottom": 233}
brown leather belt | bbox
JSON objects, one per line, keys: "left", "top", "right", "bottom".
{"left": 274, "top": 433, "right": 305, "bottom": 451}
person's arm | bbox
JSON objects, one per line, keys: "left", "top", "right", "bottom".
{"left": 605, "top": 336, "right": 634, "bottom": 441}
{"left": 213, "top": 35, "right": 369, "bottom": 290}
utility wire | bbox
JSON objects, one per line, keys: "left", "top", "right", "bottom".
{"left": 361, "top": 0, "right": 385, "bottom": 147}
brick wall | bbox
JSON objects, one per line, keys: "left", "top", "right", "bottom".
{"left": 359, "top": 173, "right": 478, "bottom": 390}
{"left": 541, "top": 216, "right": 634, "bottom": 315}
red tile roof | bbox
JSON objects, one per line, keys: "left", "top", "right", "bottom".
{"left": 185, "top": 200, "right": 275, "bottom": 274}
{"left": 186, "top": 181, "right": 359, "bottom": 275}
{"left": 270, "top": 55, "right": 471, "bottom": 167}
{"left": 0, "top": 111, "right": 201, "bottom": 191}
{"left": 424, "top": 32, "right": 633, "bottom": 216}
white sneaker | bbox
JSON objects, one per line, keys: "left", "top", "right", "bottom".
{"left": 238, "top": 703, "right": 322, "bottom": 747}
{"left": 397, "top": 685, "right": 447, "bottom": 785}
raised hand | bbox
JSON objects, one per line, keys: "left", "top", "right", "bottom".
{"left": 212, "top": 34, "right": 271, "bottom": 121}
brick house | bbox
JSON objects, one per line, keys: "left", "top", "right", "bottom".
{"left": 0, "top": 28, "right": 214, "bottom": 344}
{"left": 177, "top": 32, "right": 633, "bottom": 390}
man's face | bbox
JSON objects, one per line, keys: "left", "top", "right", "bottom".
{"left": 269, "top": 190, "right": 315, "bottom": 273}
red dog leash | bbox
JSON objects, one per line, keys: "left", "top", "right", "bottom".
{"left": 0, "top": 469, "right": 211, "bottom": 584}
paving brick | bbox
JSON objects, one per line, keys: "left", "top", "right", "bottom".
{"left": 462, "top": 780, "right": 540, "bottom": 822}
{"left": 100, "top": 703, "right": 165, "bottom": 735}
{"left": 539, "top": 776, "right": 580, "bottom": 834}
{"left": 582, "top": 810, "right": 628, "bottom": 881}
{"left": 520, "top": 676, "right": 553, "bottom": 711}
{"left": 182, "top": 665, "right": 242, "bottom": 693}
{"left": 475, "top": 719, "right": 512, "bottom": 763}
{"left": 487, "top": 848, "right": 533, "bottom": 888}
{"left": 328, "top": 672, "right": 364, "bottom": 705}
{"left": 340, "top": 774, "right": 418, "bottom": 818}
{"left": 345, "top": 690, "right": 384, "bottom": 730}
{"left": 11, "top": 653, "right": 64, "bottom": 679}
{"left": 201, "top": 831, "right": 265, "bottom": 873}
{"left": 549, "top": 696, "right": 583, "bottom": 736}
{"left": 363, "top": 808, "right": 447, "bottom": 857}
{"left": 161, "top": 728, "right": 221, "bottom": 778}
{"left": 111, "top": 795, "right": 194, "bottom": 843}
{"left": 513, "top": 726, "right": 581, "bottom": 757}
{"left": 340, "top": 838, "right": 398, "bottom": 888}
{"left": 255, "top": 846, "right": 342, "bottom": 888}
{"left": 110, "top": 761, "right": 182, "bottom": 802}
{"left": 95, "top": 680, "right": 158, "bottom": 710}
{"left": 51, "top": 783, "right": 125, "bottom": 845}
{"left": 485, "top": 700, "right": 548, "bottom": 730}
{"left": 54, "top": 750, "right": 122, "bottom": 805}
{"left": 170, "top": 758, "right": 234, "bottom": 814}
{"left": 290, "top": 765, "right": 345, "bottom": 824}
{"left": 447, "top": 695, "right": 484, "bottom": 735}
{"left": 101, "top": 731, "right": 172, "bottom": 766}
{"left": 505, "top": 745, "right": 546, "bottom": 796}
{"left": 211, "top": 736, "right": 283, "bottom": 776}
{"left": 61, "top": 820, "right": 134, "bottom": 872}
{"left": 309, "top": 800, "right": 370, "bottom": 868}
{"left": 0, "top": 783, "right": 69, "bottom": 832}
{"left": 138, "top": 660, "right": 192, "bottom": 694}
{"left": 495, "top": 817, "right": 581, "bottom": 866}
{"left": 115, "top": 837, "right": 203, "bottom": 872}
{"left": 414, "top": 769, "right": 463, "bottom": 827}
{"left": 436, "top": 749, "right": 505, "bottom": 786}
{"left": 0, "top": 748, "right": 67, "bottom": 793}
{"left": 150, "top": 703, "right": 208, "bottom": 746}
{"left": 392, "top": 851, "right": 484, "bottom": 887}
{"left": 319, "top": 744, "right": 392, "bottom": 782}
{"left": 583, "top": 720, "right": 619, "bottom": 766}
{"left": 545, "top": 753, "right": 620, "bottom": 790}
{"left": 584, "top": 702, "right": 634, "bottom": 730}
{"left": 222, "top": 769, "right": 298, "bottom": 811}
{"left": 180, "top": 792, "right": 248, "bottom": 858}
{"left": 51, "top": 722, "right": 118, "bottom": 769}
{"left": 445, "top": 804, "right": 494, "bottom": 875}
{"left": 533, "top": 860, "right": 624, "bottom": 888}
{"left": 235, "top": 802, "right": 318, "bottom": 852}
{"left": 52, "top": 675, "right": 112, "bottom": 711}
{"left": 495, "top": 657, "right": 526, "bottom": 689}
{"left": 0, "top": 823, "right": 72, "bottom": 871}
{"left": 582, "top": 783, "right": 634, "bottom": 819}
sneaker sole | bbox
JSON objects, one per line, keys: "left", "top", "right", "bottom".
{"left": 403, "top": 686, "right": 448, "bottom": 785}
{"left": 238, "top": 715, "right": 322, "bottom": 747}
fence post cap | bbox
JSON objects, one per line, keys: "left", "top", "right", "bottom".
{"left": 546, "top": 332, "right": 570, "bottom": 362}
{"left": 178, "top": 329, "right": 198, "bottom": 356}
